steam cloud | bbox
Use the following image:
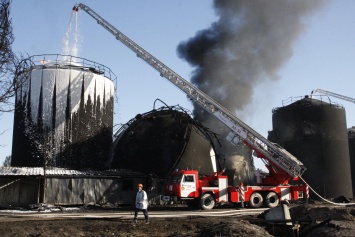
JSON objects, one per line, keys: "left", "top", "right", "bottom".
{"left": 178, "top": 0, "right": 329, "bottom": 126}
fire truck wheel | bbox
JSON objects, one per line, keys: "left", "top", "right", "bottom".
{"left": 265, "top": 192, "right": 279, "bottom": 208}
{"left": 200, "top": 193, "right": 215, "bottom": 210}
{"left": 249, "top": 192, "right": 263, "bottom": 208}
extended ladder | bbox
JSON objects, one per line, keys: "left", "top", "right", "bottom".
{"left": 76, "top": 3, "right": 306, "bottom": 179}
{"left": 311, "top": 88, "right": 355, "bottom": 104}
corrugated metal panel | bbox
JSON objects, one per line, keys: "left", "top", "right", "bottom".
{"left": 42, "top": 177, "right": 142, "bottom": 206}
{"left": 84, "top": 178, "right": 95, "bottom": 203}
{"left": 0, "top": 178, "right": 38, "bottom": 206}
{"left": 0, "top": 173, "right": 152, "bottom": 207}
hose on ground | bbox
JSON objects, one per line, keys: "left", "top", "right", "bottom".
{"left": 299, "top": 176, "right": 355, "bottom": 206}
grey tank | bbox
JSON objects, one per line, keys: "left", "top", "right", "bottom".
{"left": 268, "top": 96, "right": 353, "bottom": 198}
{"left": 347, "top": 127, "right": 355, "bottom": 197}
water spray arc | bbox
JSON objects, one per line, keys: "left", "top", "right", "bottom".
{"left": 62, "top": 7, "right": 81, "bottom": 58}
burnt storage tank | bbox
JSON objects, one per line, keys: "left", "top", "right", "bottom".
{"left": 268, "top": 96, "right": 353, "bottom": 198}
{"left": 214, "top": 141, "right": 254, "bottom": 186}
{"left": 12, "top": 54, "right": 116, "bottom": 170}
{"left": 186, "top": 109, "right": 255, "bottom": 186}
{"left": 348, "top": 126, "right": 355, "bottom": 197}
{"left": 110, "top": 106, "right": 219, "bottom": 178}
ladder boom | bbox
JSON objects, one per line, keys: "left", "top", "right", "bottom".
{"left": 76, "top": 3, "right": 306, "bottom": 179}
{"left": 311, "top": 88, "right": 355, "bottom": 104}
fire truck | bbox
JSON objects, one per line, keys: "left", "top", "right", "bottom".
{"left": 163, "top": 168, "right": 307, "bottom": 210}
{"left": 75, "top": 3, "right": 309, "bottom": 209}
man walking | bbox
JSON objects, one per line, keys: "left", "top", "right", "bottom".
{"left": 133, "top": 183, "right": 149, "bottom": 224}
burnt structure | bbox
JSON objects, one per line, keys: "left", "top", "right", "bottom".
{"left": 348, "top": 127, "right": 355, "bottom": 197}
{"left": 110, "top": 106, "right": 220, "bottom": 178}
{"left": 214, "top": 140, "right": 254, "bottom": 186}
{"left": 268, "top": 96, "right": 353, "bottom": 198}
{"left": 0, "top": 167, "right": 155, "bottom": 207}
{"left": 12, "top": 55, "right": 115, "bottom": 170}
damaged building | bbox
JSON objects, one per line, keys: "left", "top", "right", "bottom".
{"left": 0, "top": 167, "right": 158, "bottom": 207}
{"left": 110, "top": 105, "right": 221, "bottom": 178}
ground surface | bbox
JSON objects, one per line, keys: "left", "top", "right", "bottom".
{"left": 0, "top": 203, "right": 354, "bottom": 237}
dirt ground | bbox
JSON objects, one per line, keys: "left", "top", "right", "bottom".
{"left": 0, "top": 203, "right": 354, "bottom": 237}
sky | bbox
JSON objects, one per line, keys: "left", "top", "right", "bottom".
{"left": 1, "top": 0, "right": 355, "bottom": 170}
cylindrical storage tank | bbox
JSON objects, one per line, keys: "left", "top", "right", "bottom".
{"left": 186, "top": 110, "right": 255, "bottom": 186}
{"left": 348, "top": 126, "right": 355, "bottom": 197}
{"left": 214, "top": 140, "right": 254, "bottom": 186}
{"left": 268, "top": 96, "right": 353, "bottom": 198}
{"left": 12, "top": 55, "right": 115, "bottom": 170}
{"left": 110, "top": 107, "right": 219, "bottom": 178}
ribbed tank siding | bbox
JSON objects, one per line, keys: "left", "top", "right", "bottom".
{"left": 269, "top": 97, "right": 353, "bottom": 198}
{"left": 111, "top": 108, "right": 218, "bottom": 178}
{"left": 11, "top": 55, "right": 115, "bottom": 170}
{"left": 348, "top": 127, "right": 355, "bottom": 197}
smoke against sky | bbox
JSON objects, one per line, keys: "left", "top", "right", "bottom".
{"left": 3, "top": 0, "right": 355, "bottom": 169}
{"left": 178, "top": 0, "right": 329, "bottom": 123}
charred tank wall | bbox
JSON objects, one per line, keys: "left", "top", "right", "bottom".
{"left": 12, "top": 55, "right": 115, "bottom": 170}
{"left": 110, "top": 107, "right": 218, "bottom": 178}
{"left": 185, "top": 114, "right": 255, "bottom": 187}
{"left": 348, "top": 127, "right": 355, "bottom": 197}
{"left": 214, "top": 142, "right": 254, "bottom": 186}
{"left": 268, "top": 97, "right": 353, "bottom": 198}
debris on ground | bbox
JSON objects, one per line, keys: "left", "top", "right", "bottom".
{"left": 0, "top": 203, "right": 354, "bottom": 236}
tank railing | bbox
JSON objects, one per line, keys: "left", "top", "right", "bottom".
{"left": 21, "top": 54, "right": 117, "bottom": 85}
{"left": 314, "top": 95, "right": 343, "bottom": 108}
{"left": 281, "top": 96, "right": 305, "bottom": 106}
{"left": 279, "top": 95, "right": 343, "bottom": 108}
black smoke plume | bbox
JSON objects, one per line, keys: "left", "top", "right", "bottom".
{"left": 177, "top": 0, "right": 329, "bottom": 183}
{"left": 178, "top": 0, "right": 329, "bottom": 125}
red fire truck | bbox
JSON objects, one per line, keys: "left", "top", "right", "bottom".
{"left": 163, "top": 169, "right": 307, "bottom": 210}
{"left": 76, "top": 3, "right": 309, "bottom": 209}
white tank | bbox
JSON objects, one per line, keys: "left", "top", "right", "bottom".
{"left": 12, "top": 54, "right": 116, "bottom": 169}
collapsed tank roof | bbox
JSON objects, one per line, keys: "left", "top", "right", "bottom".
{"left": 110, "top": 106, "right": 220, "bottom": 178}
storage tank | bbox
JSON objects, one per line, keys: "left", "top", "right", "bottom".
{"left": 110, "top": 106, "right": 219, "bottom": 178}
{"left": 348, "top": 126, "right": 355, "bottom": 197}
{"left": 185, "top": 110, "right": 255, "bottom": 187}
{"left": 12, "top": 54, "right": 115, "bottom": 170}
{"left": 268, "top": 96, "right": 353, "bottom": 198}
{"left": 214, "top": 141, "right": 254, "bottom": 186}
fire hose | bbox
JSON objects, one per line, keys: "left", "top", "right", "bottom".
{"left": 300, "top": 176, "right": 355, "bottom": 206}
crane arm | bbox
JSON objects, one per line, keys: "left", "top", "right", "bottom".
{"left": 311, "top": 88, "right": 355, "bottom": 104}
{"left": 75, "top": 3, "right": 306, "bottom": 181}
